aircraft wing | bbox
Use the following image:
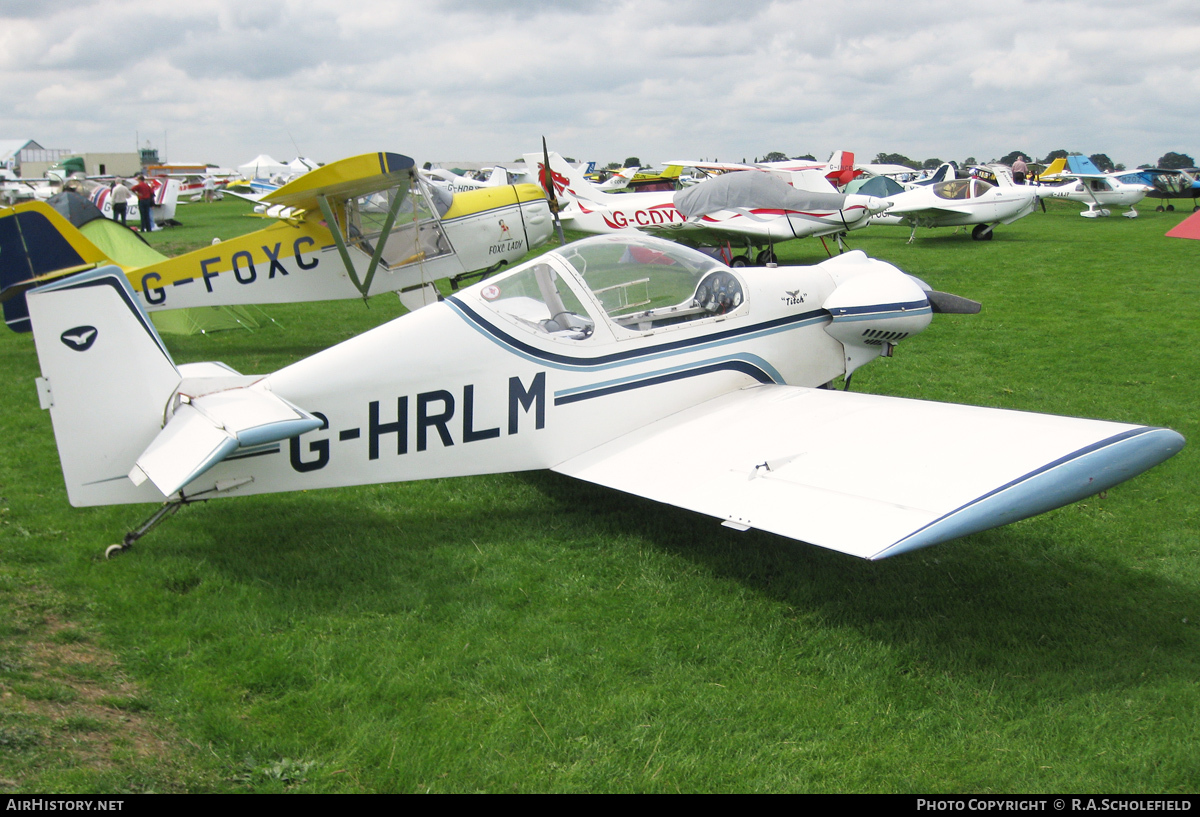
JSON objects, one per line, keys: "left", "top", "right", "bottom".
{"left": 262, "top": 152, "right": 415, "bottom": 210}
{"left": 661, "top": 161, "right": 756, "bottom": 173}
{"left": 552, "top": 385, "right": 1182, "bottom": 560}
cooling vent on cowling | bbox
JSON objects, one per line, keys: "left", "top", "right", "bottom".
{"left": 861, "top": 328, "right": 909, "bottom": 346}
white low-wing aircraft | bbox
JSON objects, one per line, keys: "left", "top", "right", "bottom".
{"left": 25, "top": 233, "right": 1182, "bottom": 560}
{"left": 871, "top": 174, "right": 1055, "bottom": 242}
{"left": 1, "top": 152, "right": 553, "bottom": 331}
{"left": 526, "top": 151, "right": 891, "bottom": 265}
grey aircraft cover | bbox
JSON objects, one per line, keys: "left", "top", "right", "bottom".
{"left": 673, "top": 171, "right": 849, "bottom": 220}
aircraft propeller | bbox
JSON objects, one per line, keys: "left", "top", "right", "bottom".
{"left": 541, "top": 136, "right": 567, "bottom": 245}
{"left": 907, "top": 274, "right": 981, "bottom": 314}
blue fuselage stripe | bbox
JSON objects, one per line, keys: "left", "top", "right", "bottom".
{"left": 446, "top": 295, "right": 827, "bottom": 371}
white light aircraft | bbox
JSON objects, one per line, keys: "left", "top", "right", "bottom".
{"left": 1035, "top": 158, "right": 1153, "bottom": 218}
{"left": 422, "top": 166, "right": 510, "bottom": 193}
{"left": 871, "top": 174, "right": 1056, "bottom": 242}
{"left": 24, "top": 233, "right": 1182, "bottom": 560}
{"left": 0, "top": 152, "right": 552, "bottom": 331}
{"left": 82, "top": 177, "right": 183, "bottom": 227}
{"left": 526, "top": 151, "right": 891, "bottom": 265}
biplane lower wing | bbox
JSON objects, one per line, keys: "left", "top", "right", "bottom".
{"left": 552, "top": 385, "right": 1183, "bottom": 560}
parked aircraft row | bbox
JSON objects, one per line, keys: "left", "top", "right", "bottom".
{"left": 3, "top": 144, "right": 1186, "bottom": 565}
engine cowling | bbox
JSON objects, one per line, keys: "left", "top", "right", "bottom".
{"left": 822, "top": 265, "right": 932, "bottom": 378}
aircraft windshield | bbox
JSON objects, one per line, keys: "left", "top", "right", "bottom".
{"left": 556, "top": 235, "right": 741, "bottom": 331}
{"left": 476, "top": 260, "right": 597, "bottom": 341}
{"left": 933, "top": 179, "right": 971, "bottom": 200}
{"left": 343, "top": 180, "right": 453, "bottom": 270}
{"left": 933, "top": 178, "right": 995, "bottom": 200}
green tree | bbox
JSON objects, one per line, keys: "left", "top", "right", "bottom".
{"left": 623, "top": 157, "right": 641, "bottom": 168}
{"left": 761, "top": 151, "right": 789, "bottom": 163}
{"left": 1000, "top": 150, "right": 1032, "bottom": 166}
{"left": 1089, "top": 154, "right": 1115, "bottom": 173}
{"left": 1042, "top": 149, "right": 1070, "bottom": 163}
{"left": 922, "top": 158, "right": 943, "bottom": 170}
{"left": 1157, "top": 152, "right": 1195, "bottom": 169}
{"left": 874, "top": 152, "right": 917, "bottom": 168}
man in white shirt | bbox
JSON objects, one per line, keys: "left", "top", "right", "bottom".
{"left": 110, "top": 180, "right": 132, "bottom": 226}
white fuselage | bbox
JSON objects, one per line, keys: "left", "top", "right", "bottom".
{"left": 871, "top": 178, "right": 1042, "bottom": 229}
{"left": 71, "top": 240, "right": 927, "bottom": 506}
{"left": 530, "top": 153, "right": 883, "bottom": 247}
{"left": 1042, "top": 177, "right": 1152, "bottom": 210}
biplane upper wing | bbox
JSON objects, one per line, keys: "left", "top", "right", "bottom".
{"left": 553, "top": 385, "right": 1183, "bottom": 560}
{"left": 262, "top": 152, "right": 415, "bottom": 211}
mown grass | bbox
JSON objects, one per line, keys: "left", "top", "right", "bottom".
{"left": 0, "top": 196, "right": 1196, "bottom": 792}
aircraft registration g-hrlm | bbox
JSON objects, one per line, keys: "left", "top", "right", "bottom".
{"left": 525, "top": 151, "right": 892, "bottom": 266}
{"left": 0, "top": 152, "right": 553, "bottom": 331}
{"left": 26, "top": 232, "right": 1183, "bottom": 560}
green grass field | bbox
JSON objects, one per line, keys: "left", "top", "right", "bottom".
{"left": 0, "top": 196, "right": 1197, "bottom": 793}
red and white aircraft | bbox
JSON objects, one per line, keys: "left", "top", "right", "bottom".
{"left": 525, "top": 151, "right": 891, "bottom": 266}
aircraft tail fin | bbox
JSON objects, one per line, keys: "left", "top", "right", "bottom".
{"left": 26, "top": 267, "right": 322, "bottom": 507}
{"left": 1038, "top": 157, "right": 1068, "bottom": 181}
{"left": 523, "top": 150, "right": 600, "bottom": 205}
{"left": 826, "top": 150, "right": 859, "bottom": 187}
{"left": 828, "top": 150, "right": 855, "bottom": 172}
{"left": 1067, "top": 155, "right": 1103, "bottom": 175}
{"left": 26, "top": 267, "right": 183, "bottom": 506}
{"left": 0, "top": 201, "right": 111, "bottom": 332}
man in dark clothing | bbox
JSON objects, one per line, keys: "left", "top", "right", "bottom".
{"left": 130, "top": 175, "right": 156, "bottom": 232}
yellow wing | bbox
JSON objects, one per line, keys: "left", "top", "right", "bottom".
{"left": 262, "top": 152, "right": 415, "bottom": 210}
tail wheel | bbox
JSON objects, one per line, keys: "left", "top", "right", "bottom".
{"left": 971, "top": 224, "right": 994, "bottom": 241}
{"left": 755, "top": 249, "right": 778, "bottom": 266}
{"left": 730, "top": 255, "right": 751, "bottom": 267}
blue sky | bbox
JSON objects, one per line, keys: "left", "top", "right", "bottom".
{"left": 2, "top": 0, "right": 1196, "bottom": 170}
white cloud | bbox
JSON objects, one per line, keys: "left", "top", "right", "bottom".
{"left": 0, "top": 0, "right": 1195, "bottom": 169}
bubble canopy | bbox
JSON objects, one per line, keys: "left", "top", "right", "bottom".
{"left": 467, "top": 234, "right": 746, "bottom": 340}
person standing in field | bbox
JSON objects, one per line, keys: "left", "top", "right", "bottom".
{"left": 130, "top": 175, "right": 156, "bottom": 232}
{"left": 110, "top": 179, "right": 132, "bottom": 226}
{"left": 1012, "top": 156, "right": 1028, "bottom": 185}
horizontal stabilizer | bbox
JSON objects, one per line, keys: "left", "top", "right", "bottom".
{"left": 553, "top": 385, "right": 1184, "bottom": 560}
{"left": 130, "top": 386, "right": 322, "bottom": 496}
